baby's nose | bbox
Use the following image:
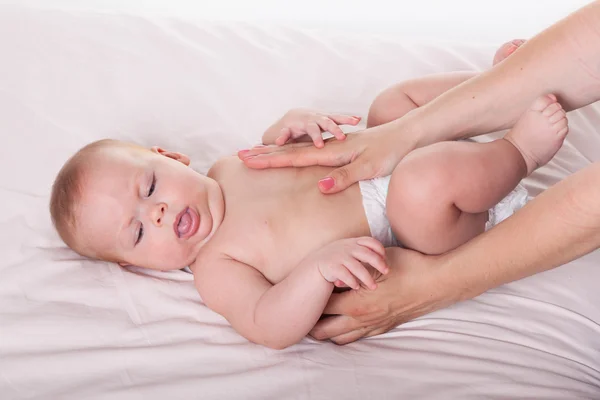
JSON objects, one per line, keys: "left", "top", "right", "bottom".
{"left": 150, "top": 203, "right": 168, "bottom": 227}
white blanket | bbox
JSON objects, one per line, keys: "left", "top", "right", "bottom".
{"left": 1, "top": 5, "right": 599, "bottom": 400}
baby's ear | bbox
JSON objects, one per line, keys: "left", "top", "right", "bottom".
{"left": 150, "top": 146, "right": 191, "bottom": 166}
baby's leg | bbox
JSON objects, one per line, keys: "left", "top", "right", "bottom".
{"left": 386, "top": 95, "right": 568, "bottom": 255}
{"left": 367, "top": 72, "right": 477, "bottom": 128}
{"left": 493, "top": 39, "right": 526, "bottom": 65}
{"left": 367, "top": 40, "right": 526, "bottom": 128}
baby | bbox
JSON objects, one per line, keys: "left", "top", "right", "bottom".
{"left": 50, "top": 41, "right": 568, "bottom": 349}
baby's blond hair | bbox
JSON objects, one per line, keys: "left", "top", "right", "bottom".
{"left": 50, "top": 139, "right": 143, "bottom": 259}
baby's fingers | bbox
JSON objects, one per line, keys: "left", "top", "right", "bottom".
{"left": 344, "top": 258, "right": 377, "bottom": 290}
{"left": 356, "top": 237, "right": 386, "bottom": 258}
{"left": 328, "top": 114, "right": 361, "bottom": 126}
{"left": 306, "top": 121, "right": 325, "bottom": 148}
{"left": 275, "top": 127, "right": 293, "bottom": 146}
{"left": 333, "top": 266, "right": 360, "bottom": 290}
{"left": 352, "top": 246, "right": 389, "bottom": 276}
{"left": 317, "top": 117, "right": 346, "bottom": 141}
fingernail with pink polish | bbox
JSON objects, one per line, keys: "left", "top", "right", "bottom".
{"left": 318, "top": 177, "right": 335, "bottom": 191}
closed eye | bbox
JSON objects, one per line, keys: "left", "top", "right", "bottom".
{"left": 135, "top": 173, "right": 155, "bottom": 246}
{"left": 148, "top": 173, "right": 156, "bottom": 197}
{"left": 135, "top": 223, "right": 144, "bottom": 246}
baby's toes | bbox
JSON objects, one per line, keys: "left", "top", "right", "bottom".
{"left": 542, "top": 102, "right": 562, "bottom": 117}
{"left": 531, "top": 94, "right": 557, "bottom": 112}
{"left": 549, "top": 109, "right": 566, "bottom": 124}
{"left": 554, "top": 118, "right": 569, "bottom": 138}
{"left": 557, "top": 126, "right": 569, "bottom": 139}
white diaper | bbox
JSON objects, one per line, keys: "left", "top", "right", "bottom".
{"left": 485, "top": 183, "right": 529, "bottom": 231}
{"left": 358, "top": 176, "right": 399, "bottom": 247}
{"left": 358, "top": 176, "right": 529, "bottom": 247}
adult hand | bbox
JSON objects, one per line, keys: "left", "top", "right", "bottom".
{"left": 238, "top": 122, "right": 420, "bottom": 194}
{"left": 309, "top": 247, "right": 458, "bottom": 345}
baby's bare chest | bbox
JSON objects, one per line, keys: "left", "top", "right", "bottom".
{"left": 207, "top": 157, "right": 369, "bottom": 283}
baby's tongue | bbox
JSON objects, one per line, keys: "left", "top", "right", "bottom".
{"left": 178, "top": 210, "right": 192, "bottom": 235}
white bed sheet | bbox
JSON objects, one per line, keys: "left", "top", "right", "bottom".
{"left": 0, "top": 5, "right": 599, "bottom": 400}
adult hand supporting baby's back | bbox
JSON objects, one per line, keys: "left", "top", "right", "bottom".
{"left": 238, "top": 120, "right": 419, "bottom": 194}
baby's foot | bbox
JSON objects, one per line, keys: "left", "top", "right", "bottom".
{"left": 493, "top": 39, "right": 526, "bottom": 65}
{"left": 505, "top": 94, "right": 569, "bottom": 176}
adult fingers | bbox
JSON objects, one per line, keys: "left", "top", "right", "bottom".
{"left": 329, "top": 327, "right": 371, "bottom": 345}
{"left": 329, "top": 323, "right": 396, "bottom": 345}
{"left": 309, "top": 314, "right": 364, "bottom": 340}
{"left": 242, "top": 142, "right": 356, "bottom": 170}
{"left": 318, "top": 158, "right": 375, "bottom": 194}
{"left": 238, "top": 141, "right": 313, "bottom": 158}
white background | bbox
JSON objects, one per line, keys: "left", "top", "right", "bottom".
{"left": 1, "top": 0, "right": 593, "bottom": 43}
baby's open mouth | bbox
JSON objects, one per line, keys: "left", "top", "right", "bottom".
{"left": 174, "top": 207, "right": 200, "bottom": 239}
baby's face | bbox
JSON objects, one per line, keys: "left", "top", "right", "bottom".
{"left": 76, "top": 145, "right": 224, "bottom": 270}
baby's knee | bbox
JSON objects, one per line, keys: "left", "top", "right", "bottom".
{"left": 389, "top": 148, "right": 449, "bottom": 208}
{"left": 386, "top": 149, "right": 460, "bottom": 254}
{"left": 385, "top": 153, "right": 446, "bottom": 252}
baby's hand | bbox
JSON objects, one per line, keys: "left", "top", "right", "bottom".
{"left": 313, "top": 237, "right": 388, "bottom": 290}
{"left": 266, "top": 108, "right": 361, "bottom": 148}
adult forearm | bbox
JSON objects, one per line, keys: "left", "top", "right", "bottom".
{"left": 442, "top": 162, "right": 600, "bottom": 302}
{"left": 401, "top": 1, "right": 600, "bottom": 146}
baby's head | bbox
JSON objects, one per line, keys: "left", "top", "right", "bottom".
{"left": 50, "top": 139, "right": 224, "bottom": 270}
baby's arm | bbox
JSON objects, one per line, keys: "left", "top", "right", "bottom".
{"left": 196, "top": 237, "right": 387, "bottom": 349}
{"left": 198, "top": 256, "right": 332, "bottom": 349}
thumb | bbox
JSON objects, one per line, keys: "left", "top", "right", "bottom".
{"left": 318, "top": 161, "right": 369, "bottom": 194}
